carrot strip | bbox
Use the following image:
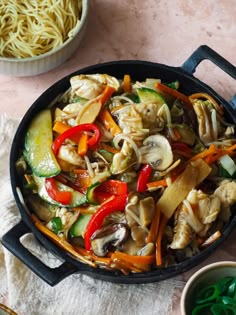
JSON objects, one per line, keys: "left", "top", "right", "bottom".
{"left": 146, "top": 179, "right": 168, "bottom": 189}
{"left": 77, "top": 133, "right": 89, "bottom": 156}
{"left": 146, "top": 204, "right": 161, "bottom": 243}
{"left": 191, "top": 143, "right": 236, "bottom": 164}
{"left": 53, "top": 121, "right": 81, "bottom": 142}
{"left": 155, "top": 82, "right": 192, "bottom": 108}
{"left": 31, "top": 214, "right": 96, "bottom": 267}
{"left": 74, "top": 246, "right": 111, "bottom": 264}
{"left": 112, "top": 251, "right": 155, "bottom": 265}
{"left": 190, "top": 144, "right": 217, "bottom": 161}
{"left": 123, "top": 74, "right": 131, "bottom": 92}
{"left": 101, "top": 142, "right": 120, "bottom": 154}
{"left": 204, "top": 153, "right": 222, "bottom": 164}
{"left": 225, "top": 143, "right": 236, "bottom": 155}
{"left": 100, "top": 86, "right": 116, "bottom": 106}
{"left": 156, "top": 214, "right": 168, "bottom": 266}
{"left": 99, "top": 109, "right": 122, "bottom": 136}
{"left": 53, "top": 121, "right": 70, "bottom": 134}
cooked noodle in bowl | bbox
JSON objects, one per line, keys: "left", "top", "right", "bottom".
{"left": 0, "top": 0, "right": 89, "bottom": 76}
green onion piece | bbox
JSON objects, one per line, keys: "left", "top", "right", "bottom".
{"left": 216, "top": 296, "right": 236, "bottom": 305}
{"left": 211, "top": 303, "right": 236, "bottom": 315}
{"left": 165, "top": 81, "right": 180, "bottom": 90}
{"left": 227, "top": 279, "right": 236, "bottom": 298}
{"left": 218, "top": 165, "right": 236, "bottom": 179}
{"left": 217, "top": 277, "right": 234, "bottom": 295}
{"left": 196, "top": 285, "right": 221, "bottom": 304}
{"left": 192, "top": 303, "right": 213, "bottom": 315}
{"left": 219, "top": 154, "right": 236, "bottom": 176}
{"left": 50, "top": 217, "right": 62, "bottom": 234}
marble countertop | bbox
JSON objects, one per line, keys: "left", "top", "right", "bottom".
{"left": 0, "top": 1, "right": 235, "bottom": 314}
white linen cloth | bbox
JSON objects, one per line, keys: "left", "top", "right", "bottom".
{"left": 0, "top": 114, "right": 183, "bottom": 315}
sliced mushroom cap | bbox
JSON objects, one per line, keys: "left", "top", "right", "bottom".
{"left": 138, "top": 242, "right": 155, "bottom": 256}
{"left": 138, "top": 134, "right": 173, "bottom": 170}
{"left": 139, "top": 197, "right": 155, "bottom": 228}
{"left": 121, "top": 237, "right": 143, "bottom": 255}
{"left": 90, "top": 223, "right": 128, "bottom": 257}
{"left": 131, "top": 226, "right": 148, "bottom": 247}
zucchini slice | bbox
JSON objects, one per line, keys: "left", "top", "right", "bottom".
{"left": 24, "top": 109, "right": 61, "bottom": 177}
{"left": 86, "top": 182, "right": 101, "bottom": 205}
{"left": 33, "top": 175, "right": 87, "bottom": 207}
{"left": 98, "top": 149, "right": 114, "bottom": 162}
{"left": 49, "top": 217, "right": 63, "bottom": 234}
{"left": 137, "top": 87, "right": 166, "bottom": 107}
{"left": 70, "top": 214, "right": 92, "bottom": 238}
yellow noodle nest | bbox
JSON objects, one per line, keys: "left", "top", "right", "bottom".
{"left": 0, "top": 0, "right": 82, "bottom": 58}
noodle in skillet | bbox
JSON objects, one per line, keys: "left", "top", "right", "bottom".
{"left": 0, "top": 0, "right": 82, "bottom": 58}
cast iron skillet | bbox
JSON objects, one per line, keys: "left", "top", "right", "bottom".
{"left": 2, "top": 45, "right": 236, "bottom": 286}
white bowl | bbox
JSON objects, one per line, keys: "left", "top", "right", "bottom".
{"left": 180, "top": 261, "right": 236, "bottom": 315}
{"left": 0, "top": 0, "right": 89, "bottom": 76}
{"left": 0, "top": 304, "right": 17, "bottom": 315}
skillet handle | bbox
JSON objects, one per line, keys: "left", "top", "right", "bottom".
{"left": 230, "top": 94, "right": 236, "bottom": 111}
{"left": 181, "top": 45, "right": 236, "bottom": 79}
{"left": 1, "top": 221, "right": 78, "bottom": 286}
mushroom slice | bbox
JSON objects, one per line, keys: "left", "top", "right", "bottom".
{"left": 139, "top": 197, "right": 155, "bottom": 228}
{"left": 131, "top": 226, "right": 148, "bottom": 247}
{"left": 138, "top": 134, "right": 173, "bottom": 170}
{"left": 138, "top": 243, "right": 155, "bottom": 256}
{"left": 90, "top": 223, "right": 128, "bottom": 257}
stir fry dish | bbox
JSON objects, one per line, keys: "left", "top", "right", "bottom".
{"left": 17, "top": 73, "right": 236, "bottom": 274}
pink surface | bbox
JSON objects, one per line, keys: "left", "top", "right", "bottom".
{"left": 0, "top": 0, "right": 235, "bottom": 118}
{"left": 0, "top": 1, "right": 235, "bottom": 314}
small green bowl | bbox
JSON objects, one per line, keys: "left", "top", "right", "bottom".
{"left": 180, "top": 261, "right": 236, "bottom": 315}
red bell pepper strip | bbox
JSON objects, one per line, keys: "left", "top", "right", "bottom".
{"left": 137, "top": 164, "right": 152, "bottom": 192}
{"left": 45, "top": 178, "right": 72, "bottom": 205}
{"left": 52, "top": 123, "right": 101, "bottom": 156}
{"left": 84, "top": 194, "right": 128, "bottom": 250}
{"left": 92, "top": 180, "right": 128, "bottom": 204}
{"left": 93, "top": 192, "right": 114, "bottom": 204}
{"left": 95, "top": 180, "right": 128, "bottom": 196}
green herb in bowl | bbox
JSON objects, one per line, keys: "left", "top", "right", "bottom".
{"left": 180, "top": 262, "right": 236, "bottom": 315}
{"left": 192, "top": 276, "right": 236, "bottom": 315}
